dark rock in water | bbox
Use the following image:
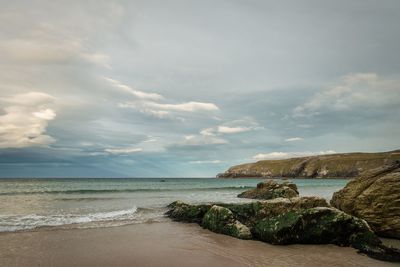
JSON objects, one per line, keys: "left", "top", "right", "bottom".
{"left": 238, "top": 180, "right": 299, "bottom": 200}
{"left": 202, "top": 205, "right": 252, "bottom": 239}
{"left": 331, "top": 161, "right": 400, "bottom": 239}
{"left": 166, "top": 198, "right": 400, "bottom": 262}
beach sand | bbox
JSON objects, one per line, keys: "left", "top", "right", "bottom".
{"left": 0, "top": 222, "right": 398, "bottom": 267}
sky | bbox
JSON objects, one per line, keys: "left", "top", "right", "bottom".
{"left": 0, "top": 0, "right": 399, "bottom": 177}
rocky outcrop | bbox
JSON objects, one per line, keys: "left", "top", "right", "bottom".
{"left": 202, "top": 205, "right": 252, "bottom": 239}
{"left": 217, "top": 150, "right": 400, "bottom": 178}
{"left": 166, "top": 201, "right": 211, "bottom": 223}
{"left": 166, "top": 198, "right": 400, "bottom": 262}
{"left": 238, "top": 180, "right": 299, "bottom": 199}
{"left": 167, "top": 197, "right": 330, "bottom": 224}
{"left": 331, "top": 161, "right": 400, "bottom": 239}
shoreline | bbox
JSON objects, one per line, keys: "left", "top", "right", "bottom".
{"left": 1, "top": 221, "right": 398, "bottom": 267}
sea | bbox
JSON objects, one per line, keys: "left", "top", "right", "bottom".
{"left": 0, "top": 178, "right": 348, "bottom": 233}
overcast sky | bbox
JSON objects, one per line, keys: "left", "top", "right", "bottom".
{"left": 1, "top": 0, "right": 399, "bottom": 177}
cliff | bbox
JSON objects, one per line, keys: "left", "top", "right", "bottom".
{"left": 217, "top": 150, "right": 400, "bottom": 178}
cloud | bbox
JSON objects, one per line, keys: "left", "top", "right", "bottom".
{"left": 285, "top": 137, "right": 304, "bottom": 142}
{"left": 217, "top": 126, "right": 251, "bottom": 134}
{"left": 0, "top": 92, "right": 56, "bottom": 148}
{"left": 110, "top": 78, "right": 219, "bottom": 119}
{"left": 253, "top": 150, "right": 336, "bottom": 160}
{"left": 1, "top": 92, "right": 55, "bottom": 106}
{"left": 198, "top": 118, "right": 261, "bottom": 136}
{"left": 182, "top": 135, "right": 228, "bottom": 146}
{"left": 294, "top": 73, "right": 400, "bottom": 117}
{"left": 104, "top": 147, "right": 143, "bottom": 154}
{"left": 189, "top": 160, "right": 222, "bottom": 164}
{"left": 200, "top": 128, "right": 216, "bottom": 136}
{"left": 105, "top": 78, "right": 163, "bottom": 100}
{"left": 145, "top": 101, "right": 219, "bottom": 112}
{"left": 0, "top": 38, "right": 110, "bottom": 68}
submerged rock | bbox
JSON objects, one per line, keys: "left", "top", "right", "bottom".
{"left": 166, "top": 198, "right": 400, "bottom": 262}
{"left": 238, "top": 180, "right": 299, "bottom": 199}
{"left": 331, "top": 161, "right": 400, "bottom": 239}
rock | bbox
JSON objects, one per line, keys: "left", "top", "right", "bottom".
{"left": 331, "top": 161, "right": 400, "bottom": 239}
{"left": 237, "top": 180, "right": 299, "bottom": 199}
{"left": 202, "top": 205, "right": 252, "bottom": 239}
{"left": 166, "top": 198, "right": 400, "bottom": 262}
{"left": 166, "top": 201, "right": 211, "bottom": 223}
{"left": 252, "top": 207, "right": 400, "bottom": 262}
{"left": 224, "top": 196, "right": 329, "bottom": 223}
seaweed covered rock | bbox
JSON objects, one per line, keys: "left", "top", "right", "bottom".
{"left": 202, "top": 205, "right": 252, "bottom": 239}
{"left": 331, "top": 161, "right": 400, "bottom": 239}
{"left": 166, "top": 201, "right": 211, "bottom": 223}
{"left": 252, "top": 206, "right": 400, "bottom": 262}
{"left": 238, "top": 180, "right": 299, "bottom": 199}
{"left": 166, "top": 199, "right": 400, "bottom": 262}
{"left": 253, "top": 207, "right": 368, "bottom": 244}
{"left": 224, "top": 196, "right": 329, "bottom": 224}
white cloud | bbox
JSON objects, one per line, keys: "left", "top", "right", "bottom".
{"left": 189, "top": 160, "right": 222, "bottom": 164}
{"left": 0, "top": 92, "right": 56, "bottom": 149}
{"left": 200, "top": 128, "right": 216, "bottom": 136}
{"left": 182, "top": 135, "right": 228, "bottom": 146}
{"left": 112, "top": 77, "right": 219, "bottom": 119}
{"left": 143, "top": 137, "right": 157, "bottom": 143}
{"left": 105, "top": 78, "right": 163, "bottom": 100}
{"left": 216, "top": 118, "right": 261, "bottom": 134}
{"left": 146, "top": 101, "right": 219, "bottom": 112}
{"left": 139, "top": 108, "right": 170, "bottom": 118}
{"left": 217, "top": 126, "right": 251, "bottom": 134}
{"left": 253, "top": 150, "right": 336, "bottom": 160}
{"left": 33, "top": 109, "right": 56, "bottom": 120}
{"left": 104, "top": 147, "right": 143, "bottom": 154}
{"left": 1, "top": 92, "right": 55, "bottom": 106}
{"left": 285, "top": 137, "right": 304, "bottom": 142}
{"left": 294, "top": 73, "right": 400, "bottom": 117}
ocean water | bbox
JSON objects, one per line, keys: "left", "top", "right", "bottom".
{"left": 0, "top": 178, "right": 348, "bottom": 232}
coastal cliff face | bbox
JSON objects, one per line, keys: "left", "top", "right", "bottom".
{"left": 217, "top": 150, "right": 400, "bottom": 178}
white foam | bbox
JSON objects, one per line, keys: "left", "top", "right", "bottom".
{"left": 0, "top": 207, "right": 138, "bottom": 232}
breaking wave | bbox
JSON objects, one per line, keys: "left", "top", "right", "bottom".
{"left": 0, "top": 207, "right": 153, "bottom": 232}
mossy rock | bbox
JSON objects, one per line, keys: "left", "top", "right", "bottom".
{"left": 238, "top": 180, "right": 299, "bottom": 200}
{"left": 166, "top": 201, "right": 211, "bottom": 223}
{"left": 202, "top": 205, "right": 252, "bottom": 239}
{"left": 251, "top": 207, "right": 399, "bottom": 262}
{"left": 166, "top": 199, "right": 400, "bottom": 262}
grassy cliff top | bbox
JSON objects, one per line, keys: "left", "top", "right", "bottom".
{"left": 222, "top": 150, "right": 400, "bottom": 178}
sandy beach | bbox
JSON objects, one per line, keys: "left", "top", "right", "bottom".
{"left": 0, "top": 221, "right": 397, "bottom": 267}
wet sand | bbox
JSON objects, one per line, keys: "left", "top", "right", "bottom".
{"left": 0, "top": 222, "right": 397, "bottom": 267}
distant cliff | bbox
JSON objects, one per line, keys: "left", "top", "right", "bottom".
{"left": 217, "top": 150, "right": 400, "bottom": 178}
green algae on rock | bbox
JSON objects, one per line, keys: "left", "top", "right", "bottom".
{"left": 166, "top": 201, "right": 211, "bottom": 223}
{"left": 238, "top": 180, "right": 299, "bottom": 200}
{"left": 166, "top": 198, "right": 400, "bottom": 262}
{"left": 202, "top": 205, "right": 252, "bottom": 239}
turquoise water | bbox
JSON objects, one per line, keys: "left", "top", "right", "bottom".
{"left": 0, "top": 178, "right": 348, "bottom": 232}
